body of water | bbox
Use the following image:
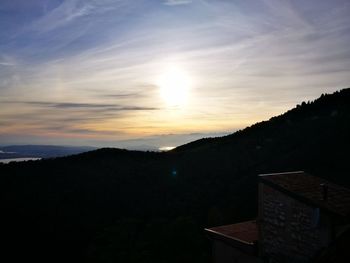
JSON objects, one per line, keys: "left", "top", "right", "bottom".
{"left": 0, "top": 157, "right": 41, "bottom": 164}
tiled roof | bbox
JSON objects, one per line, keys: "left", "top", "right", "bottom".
{"left": 259, "top": 171, "right": 350, "bottom": 218}
{"left": 205, "top": 220, "right": 258, "bottom": 245}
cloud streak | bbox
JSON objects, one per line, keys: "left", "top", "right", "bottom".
{"left": 29, "top": 0, "right": 94, "bottom": 33}
{"left": 163, "top": 0, "right": 192, "bottom": 6}
{"left": 2, "top": 100, "right": 158, "bottom": 111}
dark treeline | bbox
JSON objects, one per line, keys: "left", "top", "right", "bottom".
{"left": 1, "top": 88, "right": 349, "bottom": 263}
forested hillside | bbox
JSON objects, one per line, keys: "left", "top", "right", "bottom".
{"left": 1, "top": 88, "right": 349, "bottom": 263}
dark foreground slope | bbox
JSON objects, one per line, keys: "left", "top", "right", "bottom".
{"left": 1, "top": 88, "right": 349, "bottom": 263}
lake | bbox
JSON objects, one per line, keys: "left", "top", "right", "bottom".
{"left": 0, "top": 157, "right": 41, "bottom": 164}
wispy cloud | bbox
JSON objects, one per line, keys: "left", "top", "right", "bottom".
{"left": 3, "top": 100, "right": 158, "bottom": 111}
{"left": 31, "top": 1, "right": 92, "bottom": 33}
{"left": 163, "top": 0, "right": 192, "bottom": 6}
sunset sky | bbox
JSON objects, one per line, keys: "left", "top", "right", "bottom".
{"left": 1, "top": 0, "right": 350, "bottom": 149}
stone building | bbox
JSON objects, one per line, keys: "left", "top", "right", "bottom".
{"left": 205, "top": 171, "right": 350, "bottom": 263}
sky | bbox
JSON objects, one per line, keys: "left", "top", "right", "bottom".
{"left": 0, "top": 0, "right": 350, "bottom": 149}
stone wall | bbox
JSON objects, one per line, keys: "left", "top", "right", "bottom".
{"left": 259, "top": 184, "right": 332, "bottom": 263}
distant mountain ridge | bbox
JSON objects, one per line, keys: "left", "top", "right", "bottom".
{"left": 1, "top": 88, "right": 349, "bottom": 263}
{"left": 0, "top": 145, "right": 95, "bottom": 159}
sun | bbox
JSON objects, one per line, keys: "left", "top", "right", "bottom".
{"left": 157, "top": 67, "right": 191, "bottom": 107}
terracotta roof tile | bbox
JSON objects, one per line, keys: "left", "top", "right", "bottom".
{"left": 259, "top": 171, "right": 350, "bottom": 218}
{"left": 205, "top": 220, "right": 258, "bottom": 244}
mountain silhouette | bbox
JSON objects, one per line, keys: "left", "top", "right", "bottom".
{"left": 1, "top": 88, "right": 349, "bottom": 263}
{"left": 0, "top": 145, "right": 95, "bottom": 159}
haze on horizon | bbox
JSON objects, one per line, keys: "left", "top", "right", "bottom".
{"left": 1, "top": 0, "right": 350, "bottom": 148}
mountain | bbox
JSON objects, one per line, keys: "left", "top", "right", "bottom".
{"left": 0, "top": 88, "right": 349, "bottom": 263}
{"left": 0, "top": 145, "right": 96, "bottom": 159}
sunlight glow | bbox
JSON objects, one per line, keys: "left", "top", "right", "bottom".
{"left": 157, "top": 67, "right": 191, "bottom": 107}
{"left": 159, "top": 146, "right": 175, "bottom": 151}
